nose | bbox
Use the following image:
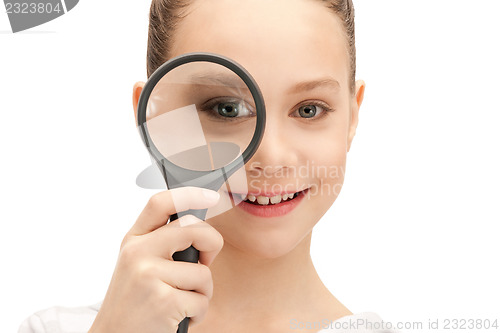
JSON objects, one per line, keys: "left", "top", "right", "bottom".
{"left": 246, "top": 111, "right": 298, "bottom": 176}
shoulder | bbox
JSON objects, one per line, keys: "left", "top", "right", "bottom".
{"left": 318, "top": 312, "right": 402, "bottom": 332}
{"left": 18, "top": 302, "right": 102, "bottom": 333}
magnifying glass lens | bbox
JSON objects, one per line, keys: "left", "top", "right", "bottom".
{"left": 145, "top": 61, "right": 257, "bottom": 172}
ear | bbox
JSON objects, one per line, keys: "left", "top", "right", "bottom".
{"left": 347, "top": 80, "right": 366, "bottom": 152}
{"left": 132, "top": 81, "right": 145, "bottom": 123}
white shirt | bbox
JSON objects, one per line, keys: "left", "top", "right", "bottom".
{"left": 18, "top": 302, "right": 400, "bottom": 333}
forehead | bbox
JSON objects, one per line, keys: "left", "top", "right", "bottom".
{"left": 170, "top": 0, "right": 350, "bottom": 96}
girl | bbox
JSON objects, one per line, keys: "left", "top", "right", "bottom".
{"left": 19, "top": 0, "right": 398, "bottom": 332}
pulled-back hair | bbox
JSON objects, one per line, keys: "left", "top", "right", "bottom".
{"left": 147, "top": 0, "right": 356, "bottom": 94}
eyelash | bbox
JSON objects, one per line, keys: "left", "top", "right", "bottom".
{"left": 291, "top": 100, "right": 335, "bottom": 120}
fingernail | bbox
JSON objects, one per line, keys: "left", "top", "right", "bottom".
{"left": 202, "top": 189, "right": 220, "bottom": 201}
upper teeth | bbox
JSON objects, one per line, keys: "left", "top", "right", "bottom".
{"left": 238, "top": 193, "right": 296, "bottom": 205}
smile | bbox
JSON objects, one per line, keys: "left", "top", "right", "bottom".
{"left": 228, "top": 188, "right": 310, "bottom": 218}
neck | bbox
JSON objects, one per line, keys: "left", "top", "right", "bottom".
{"left": 207, "top": 232, "right": 345, "bottom": 322}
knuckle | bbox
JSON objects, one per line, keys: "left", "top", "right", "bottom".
{"left": 147, "top": 192, "right": 167, "bottom": 211}
{"left": 195, "top": 264, "right": 214, "bottom": 299}
{"left": 216, "top": 231, "right": 224, "bottom": 250}
{"left": 120, "top": 233, "right": 133, "bottom": 251}
{"left": 157, "top": 285, "right": 175, "bottom": 303}
{"left": 197, "top": 295, "right": 210, "bottom": 318}
{"left": 178, "top": 214, "right": 200, "bottom": 227}
{"left": 135, "top": 261, "right": 157, "bottom": 281}
{"left": 118, "top": 240, "right": 142, "bottom": 267}
{"left": 200, "top": 295, "right": 210, "bottom": 312}
{"left": 185, "top": 295, "right": 209, "bottom": 326}
{"left": 209, "top": 227, "right": 225, "bottom": 250}
{"left": 196, "top": 264, "right": 212, "bottom": 284}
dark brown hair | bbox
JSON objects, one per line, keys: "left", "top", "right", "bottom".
{"left": 147, "top": 0, "right": 356, "bottom": 94}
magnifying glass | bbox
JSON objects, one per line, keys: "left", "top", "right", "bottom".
{"left": 136, "top": 52, "right": 266, "bottom": 333}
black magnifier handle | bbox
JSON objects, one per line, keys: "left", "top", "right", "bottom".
{"left": 169, "top": 207, "right": 209, "bottom": 333}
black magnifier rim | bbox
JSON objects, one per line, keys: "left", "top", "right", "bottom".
{"left": 136, "top": 52, "right": 266, "bottom": 170}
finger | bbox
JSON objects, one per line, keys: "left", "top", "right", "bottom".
{"left": 145, "top": 215, "right": 224, "bottom": 267}
{"left": 151, "top": 258, "right": 213, "bottom": 299}
{"left": 170, "top": 288, "right": 210, "bottom": 327}
{"left": 129, "top": 187, "right": 220, "bottom": 236}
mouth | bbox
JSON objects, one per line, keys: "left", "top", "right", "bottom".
{"left": 227, "top": 187, "right": 310, "bottom": 218}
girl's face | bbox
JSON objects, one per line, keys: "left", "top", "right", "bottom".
{"left": 166, "top": 0, "right": 364, "bottom": 258}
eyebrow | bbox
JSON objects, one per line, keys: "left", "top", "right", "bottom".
{"left": 287, "top": 77, "right": 341, "bottom": 94}
{"left": 188, "top": 72, "right": 249, "bottom": 89}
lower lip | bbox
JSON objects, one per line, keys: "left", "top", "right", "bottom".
{"left": 235, "top": 188, "right": 309, "bottom": 218}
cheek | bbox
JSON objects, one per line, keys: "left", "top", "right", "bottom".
{"left": 308, "top": 153, "right": 346, "bottom": 213}
{"left": 301, "top": 117, "right": 348, "bottom": 173}
{"left": 303, "top": 127, "right": 347, "bottom": 212}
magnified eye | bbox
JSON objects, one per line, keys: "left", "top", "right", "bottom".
{"left": 217, "top": 102, "right": 240, "bottom": 117}
{"left": 202, "top": 97, "right": 255, "bottom": 120}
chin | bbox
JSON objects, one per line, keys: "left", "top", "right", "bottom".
{"left": 220, "top": 225, "right": 311, "bottom": 260}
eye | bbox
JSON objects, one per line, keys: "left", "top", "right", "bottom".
{"left": 291, "top": 101, "right": 333, "bottom": 120}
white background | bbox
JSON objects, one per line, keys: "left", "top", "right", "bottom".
{"left": 1, "top": 1, "right": 499, "bottom": 332}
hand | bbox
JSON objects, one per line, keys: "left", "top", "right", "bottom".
{"left": 88, "top": 187, "right": 223, "bottom": 333}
